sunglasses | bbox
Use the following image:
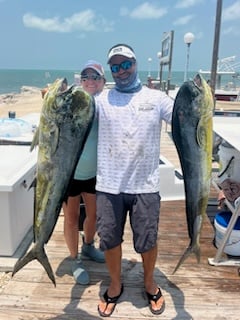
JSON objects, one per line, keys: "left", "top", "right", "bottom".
{"left": 81, "top": 74, "right": 103, "bottom": 81}
{"left": 110, "top": 60, "right": 135, "bottom": 73}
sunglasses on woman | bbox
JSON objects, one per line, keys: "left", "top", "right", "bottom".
{"left": 110, "top": 60, "right": 135, "bottom": 73}
{"left": 81, "top": 74, "right": 103, "bottom": 81}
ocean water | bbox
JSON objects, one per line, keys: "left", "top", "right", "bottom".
{"left": 0, "top": 69, "right": 194, "bottom": 95}
{"left": 0, "top": 69, "right": 236, "bottom": 95}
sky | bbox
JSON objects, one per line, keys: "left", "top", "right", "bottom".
{"left": 0, "top": 0, "right": 240, "bottom": 72}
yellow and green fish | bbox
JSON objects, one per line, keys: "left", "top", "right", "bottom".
{"left": 172, "top": 74, "right": 214, "bottom": 273}
{"left": 12, "top": 78, "right": 95, "bottom": 285}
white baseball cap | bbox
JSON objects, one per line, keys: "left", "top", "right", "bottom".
{"left": 107, "top": 44, "right": 136, "bottom": 63}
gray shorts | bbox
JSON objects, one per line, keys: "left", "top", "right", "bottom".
{"left": 96, "top": 191, "right": 161, "bottom": 253}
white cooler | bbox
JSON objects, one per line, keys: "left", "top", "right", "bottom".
{"left": 0, "top": 145, "right": 37, "bottom": 256}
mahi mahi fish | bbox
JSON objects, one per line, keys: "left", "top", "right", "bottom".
{"left": 171, "top": 74, "right": 213, "bottom": 273}
{"left": 12, "top": 78, "right": 95, "bottom": 285}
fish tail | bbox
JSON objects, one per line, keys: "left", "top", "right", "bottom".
{"left": 172, "top": 243, "right": 200, "bottom": 274}
{"left": 12, "top": 246, "right": 56, "bottom": 286}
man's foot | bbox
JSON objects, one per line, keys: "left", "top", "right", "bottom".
{"left": 146, "top": 287, "right": 165, "bottom": 315}
{"left": 81, "top": 241, "right": 105, "bottom": 263}
{"left": 98, "top": 284, "right": 124, "bottom": 317}
{"left": 71, "top": 257, "right": 89, "bottom": 285}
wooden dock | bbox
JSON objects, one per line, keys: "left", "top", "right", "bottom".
{"left": 0, "top": 128, "right": 240, "bottom": 320}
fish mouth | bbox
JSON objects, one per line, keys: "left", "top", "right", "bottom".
{"left": 193, "top": 74, "right": 203, "bottom": 90}
{"left": 59, "top": 78, "right": 68, "bottom": 92}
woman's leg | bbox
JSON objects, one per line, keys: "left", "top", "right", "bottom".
{"left": 63, "top": 195, "right": 81, "bottom": 258}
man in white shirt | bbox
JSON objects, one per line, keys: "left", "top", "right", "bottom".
{"left": 95, "top": 44, "right": 173, "bottom": 317}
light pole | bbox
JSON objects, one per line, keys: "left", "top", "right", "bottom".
{"left": 156, "top": 52, "right": 162, "bottom": 80}
{"left": 148, "top": 57, "right": 152, "bottom": 78}
{"left": 184, "top": 32, "right": 195, "bottom": 82}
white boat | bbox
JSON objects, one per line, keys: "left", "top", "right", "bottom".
{"left": 0, "top": 113, "right": 40, "bottom": 145}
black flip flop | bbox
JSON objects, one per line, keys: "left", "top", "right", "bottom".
{"left": 98, "top": 284, "right": 124, "bottom": 317}
{"left": 146, "top": 287, "right": 165, "bottom": 315}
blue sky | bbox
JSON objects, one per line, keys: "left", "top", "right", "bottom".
{"left": 0, "top": 0, "right": 239, "bottom": 72}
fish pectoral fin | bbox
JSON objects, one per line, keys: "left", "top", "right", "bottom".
{"left": 50, "top": 125, "right": 59, "bottom": 155}
{"left": 196, "top": 122, "right": 205, "bottom": 148}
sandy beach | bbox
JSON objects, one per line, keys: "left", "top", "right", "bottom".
{"left": 0, "top": 86, "right": 43, "bottom": 118}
